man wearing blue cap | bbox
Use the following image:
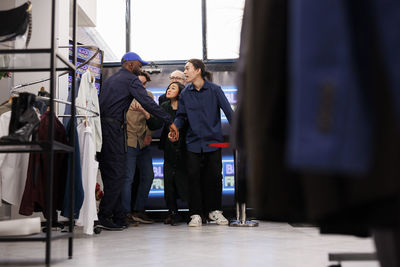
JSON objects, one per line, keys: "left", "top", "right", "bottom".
{"left": 97, "top": 52, "right": 179, "bottom": 230}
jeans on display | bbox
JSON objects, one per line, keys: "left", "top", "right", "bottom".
{"left": 121, "top": 144, "right": 154, "bottom": 213}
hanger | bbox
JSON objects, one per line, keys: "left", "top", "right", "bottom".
{"left": 57, "top": 114, "right": 98, "bottom": 118}
{"left": 35, "top": 95, "right": 99, "bottom": 117}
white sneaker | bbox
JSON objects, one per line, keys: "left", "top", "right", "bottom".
{"left": 209, "top": 210, "right": 229, "bottom": 225}
{"left": 188, "top": 214, "right": 202, "bottom": 227}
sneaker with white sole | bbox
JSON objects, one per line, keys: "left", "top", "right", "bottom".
{"left": 208, "top": 210, "right": 229, "bottom": 225}
{"left": 188, "top": 214, "right": 202, "bottom": 227}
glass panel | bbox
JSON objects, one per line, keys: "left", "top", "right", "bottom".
{"left": 206, "top": 0, "right": 245, "bottom": 59}
{"left": 131, "top": 0, "right": 202, "bottom": 61}
{"left": 85, "top": 0, "right": 126, "bottom": 62}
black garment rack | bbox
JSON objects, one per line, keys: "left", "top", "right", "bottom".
{"left": 0, "top": 0, "right": 78, "bottom": 266}
{"left": 10, "top": 44, "right": 100, "bottom": 92}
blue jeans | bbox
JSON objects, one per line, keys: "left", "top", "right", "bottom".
{"left": 121, "top": 144, "right": 154, "bottom": 213}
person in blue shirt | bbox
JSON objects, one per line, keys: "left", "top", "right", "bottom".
{"left": 170, "top": 58, "right": 233, "bottom": 227}
{"left": 97, "top": 52, "right": 179, "bottom": 230}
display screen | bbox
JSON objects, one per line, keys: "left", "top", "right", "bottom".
{"left": 68, "top": 44, "right": 104, "bottom": 93}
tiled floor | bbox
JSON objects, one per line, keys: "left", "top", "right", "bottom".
{"left": 0, "top": 221, "right": 379, "bottom": 267}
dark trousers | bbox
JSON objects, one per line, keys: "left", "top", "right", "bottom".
{"left": 164, "top": 161, "right": 188, "bottom": 212}
{"left": 186, "top": 149, "right": 222, "bottom": 216}
{"left": 97, "top": 121, "right": 126, "bottom": 221}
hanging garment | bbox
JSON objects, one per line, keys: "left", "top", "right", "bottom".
{"left": 61, "top": 119, "right": 84, "bottom": 219}
{"left": 289, "top": 0, "right": 400, "bottom": 230}
{"left": 0, "top": 111, "right": 29, "bottom": 207}
{"left": 234, "top": 0, "right": 307, "bottom": 222}
{"left": 76, "top": 70, "right": 102, "bottom": 152}
{"left": 76, "top": 122, "right": 98, "bottom": 235}
{"left": 286, "top": 0, "right": 375, "bottom": 174}
{"left": 235, "top": 0, "right": 400, "bottom": 229}
{"left": 62, "top": 76, "right": 81, "bottom": 127}
{"left": 19, "top": 111, "right": 68, "bottom": 219}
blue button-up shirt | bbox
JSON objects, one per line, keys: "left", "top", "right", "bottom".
{"left": 174, "top": 80, "right": 233, "bottom": 153}
{"left": 99, "top": 68, "right": 172, "bottom": 125}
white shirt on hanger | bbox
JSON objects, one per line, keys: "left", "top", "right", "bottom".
{"left": 0, "top": 111, "right": 29, "bottom": 207}
{"left": 76, "top": 122, "right": 98, "bottom": 235}
{"left": 76, "top": 70, "right": 102, "bottom": 152}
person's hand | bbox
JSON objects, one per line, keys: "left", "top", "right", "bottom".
{"left": 168, "top": 132, "right": 177, "bottom": 142}
{"left": 168, "top": 123, "right": 179, "bottom": 142}
{"left": 144, "top": 135, "right": 152, "bottom": 146}
{"left": 130, "top": 101, "right": 150, "bottom": 119}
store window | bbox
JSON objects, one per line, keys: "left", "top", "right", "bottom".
{"left": 92, "top": 0, "right": 126, "bottom": 62}
{"left": 130, "top": 0, "right": 202, "bottom": 61}
{"left": 206, "top": 0, "right": 245, "bottom": 59}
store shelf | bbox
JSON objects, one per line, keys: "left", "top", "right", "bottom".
{"left": 0, "top": 0, "right": 77, "bottom": 265}
{"left": 0, "top": 232, "right": 72, "bottom": 242}
{"left": 0, "top": 140, "right": 73, "bottom": 153}
{"left": 0, "top": 49, "right": 75, "bottom": 72}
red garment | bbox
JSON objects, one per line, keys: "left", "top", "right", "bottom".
{"left": 19, "top": 112, "right": 68, "bottom": 219}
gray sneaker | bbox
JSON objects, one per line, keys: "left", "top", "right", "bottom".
{"left": 188, "top": 214, "right": 202, "bottom": 227}
{"left": 208, "top": 210, "right": 228, "bottom": 225}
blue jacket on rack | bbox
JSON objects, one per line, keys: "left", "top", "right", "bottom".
{"left": 286, "top": 0, "right": 400, "bottom": 174}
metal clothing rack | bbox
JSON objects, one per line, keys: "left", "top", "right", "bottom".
{"left": 10, "top": 45, "right": 100, "bottom": 91}
{"left": 0, "top": 0, "right": 78, "bottom": 266}
{"left": 36, "top": 96, "right": 100, "bottom": 117}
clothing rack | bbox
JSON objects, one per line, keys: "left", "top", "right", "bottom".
{"left": 0, "top": 0, "right": 78, "bottom": 266}
{"left": 10, "top": 45, "right": 100, "bottom": 91}
{"left": 36, "top": 95, "right": 99, "bottom": 117}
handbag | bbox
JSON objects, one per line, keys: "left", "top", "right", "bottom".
{"left": 0, "top": 1, "right": 32, "bottom": 47}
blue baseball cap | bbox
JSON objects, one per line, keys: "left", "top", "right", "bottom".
{"left": 121, "top": 52, "right": 148, "bottom": 65}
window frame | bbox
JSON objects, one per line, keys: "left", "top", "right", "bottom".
{"left": 103, "top": 0, "right": 241, "bottom": 65}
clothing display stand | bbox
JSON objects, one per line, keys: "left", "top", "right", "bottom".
{"left": 327, "top": 252, "right": 377, "bottom": 267}
{"left": 229, "top": 149, "right": 258, "bottom": 227}
{"left": 0, "top": 0, "right": 78, "bottom": 266}
{"left": 11, "top": 44, "right": 100, "bottom": 92}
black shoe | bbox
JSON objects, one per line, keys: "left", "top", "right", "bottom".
{"left": 98, "top": 217, "right": 123, "bottom": 231}
{"left": 1, "top": 93, "right": 40, "bottom": 143}
{"left": 114, "top": 218, "right": 129, "bottom": 229}
{"left": 132, "top": 211, "right": 153, "bottom": 224}
{"left": 164, "top": 215, "right": 172, "bottom": 224}
{"left": 170, "top": 212, "right": 182, "bottom": 226}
